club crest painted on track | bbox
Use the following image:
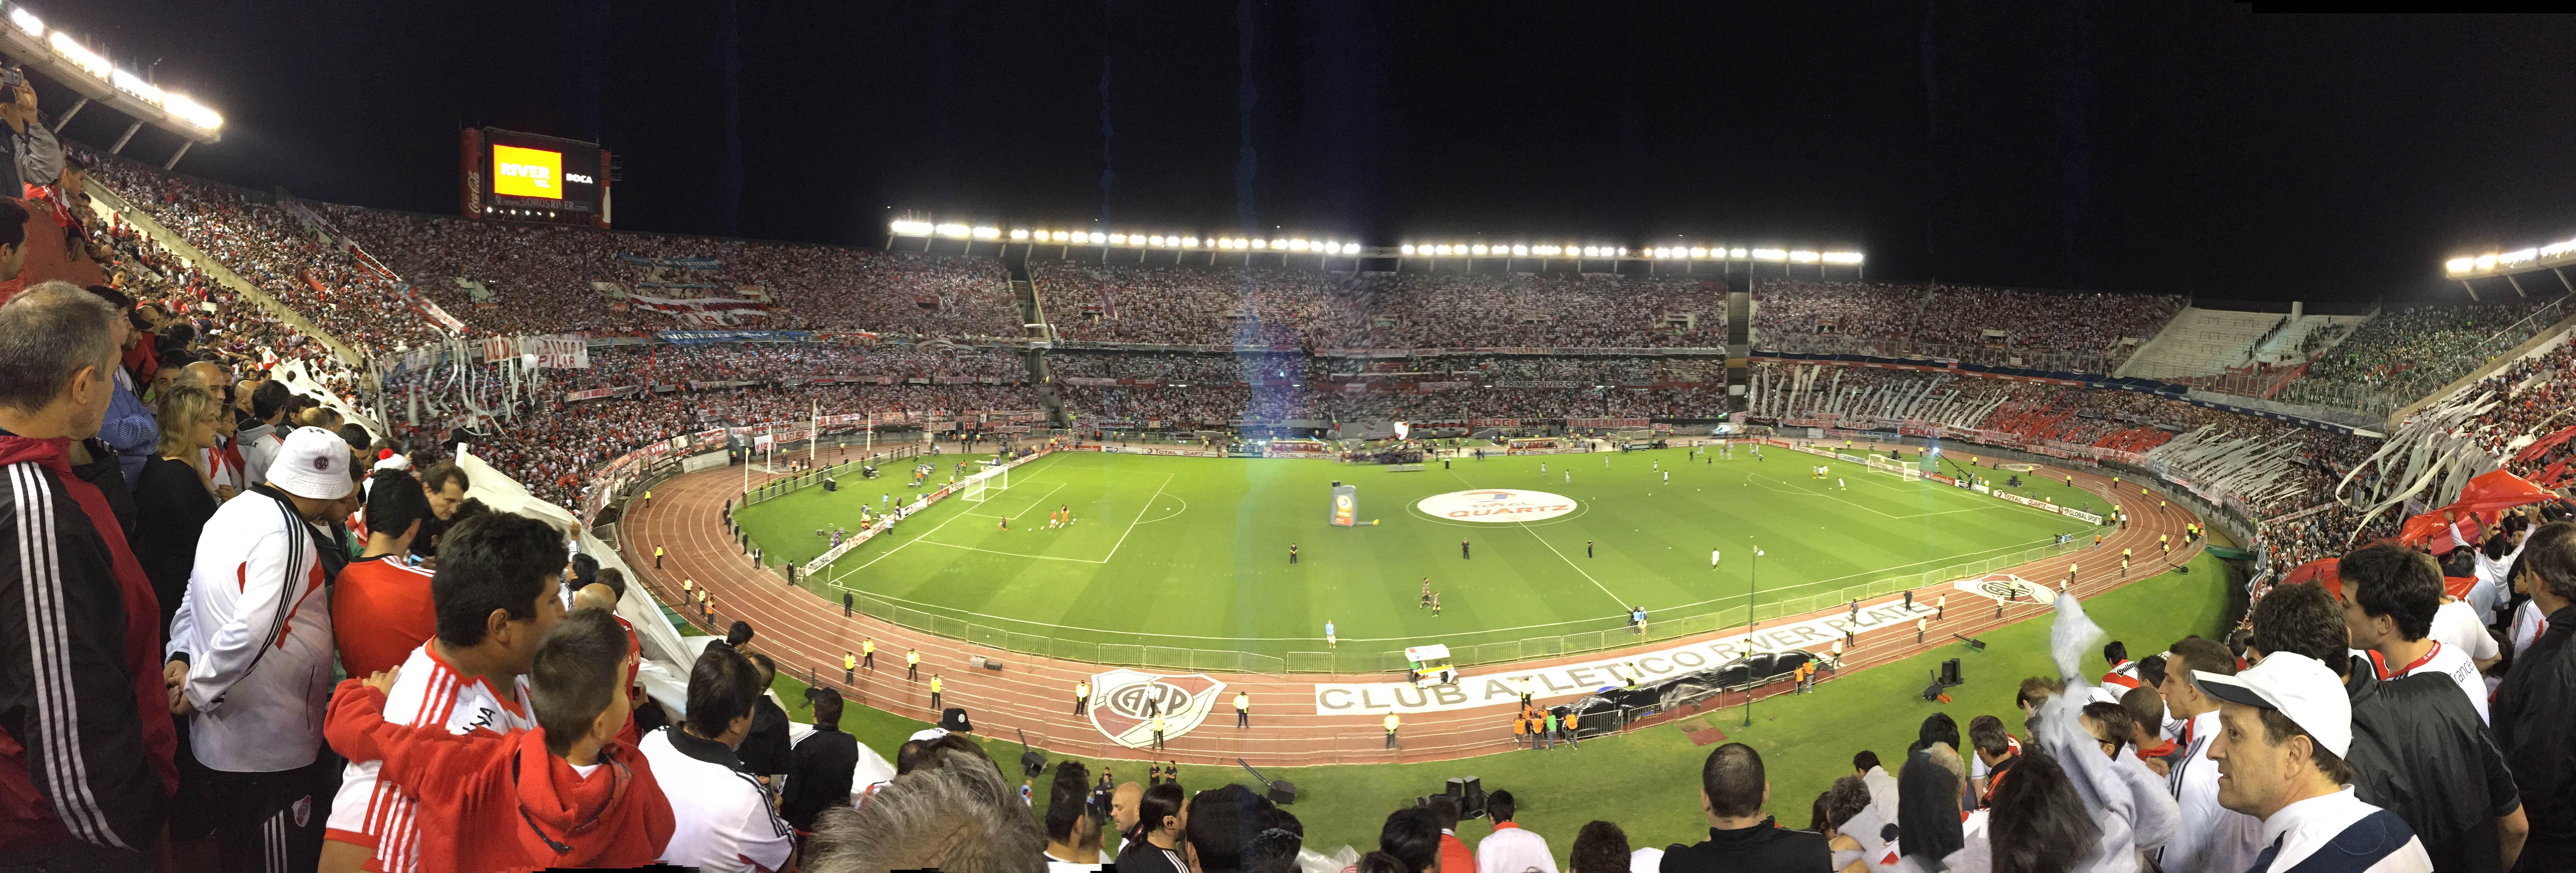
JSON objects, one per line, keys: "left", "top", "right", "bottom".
{"left": 1087, "top": 668, "right": 1226, "bottom": 748}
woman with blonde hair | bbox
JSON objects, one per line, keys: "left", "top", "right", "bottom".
{"left": 133, "top": 384, "right": 225, "bottom": 635}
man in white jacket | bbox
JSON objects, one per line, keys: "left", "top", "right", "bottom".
{"left": 164, "top": 426, "right": 353, "bottom": 873}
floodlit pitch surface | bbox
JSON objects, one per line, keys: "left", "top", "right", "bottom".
{"left": 735, "top": 446, "right": 2120, "bottom": 659}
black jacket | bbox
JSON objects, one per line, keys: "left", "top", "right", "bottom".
{"left": 1661, "top": 818, "right": 1830, "bottom": 873}
{"left": 2492, "top": 604, "right": 2576, "bottom": 857}
{"left": 778, "top": 725, "right": 858, "bottom": 832}
{"left": 130, "top": 456, "right": 217, "bottom": 643}
{"left": 2341, "top": 656, "right": 2521, "bottom": 873}
{"left": 0, "top": 431, "right": 175, "bottom": 852}
{"left": 734, "top": 694, "right": 794, "bottom": 778}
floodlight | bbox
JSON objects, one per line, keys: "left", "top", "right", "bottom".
{"left": 1185, "top": 237, "right": 1201, "bottom": 247}
{"left": 1512, "top": 245, "right": 1530, "bottom": 256}
{"left": 1402, "top": 244, "right": 1418, "bottom": 255}
{"left": 1088, "top": 232, "right": 1107, "bottom": 244}
{"left": 1053, "top": 231, "right": 1071, "bottom": 242}
{"left": 1009, "top": 229, "right": 1029, "bottom": 240}
{"left": 10, "top": 8, "right": 41, "bottom": 37}
{"left": 111, "top": 68, "right": 164, "bottom": 103}
{"left": 1753, "top": 248, "right": 1788, "bottom": 261}
{"left": 50, "top": 32, "right": 109, "bottom": 78}
{"left": 1789, "top": 250, "right": 1820, "bottom": 263}
{"left": 973, "top": 227, "right": 999, "bottom": 239}
{"left": 1289, "top": 239, "right": 1309, "bottom": 251}
{"left": 2503, "top": 247, "right": 2539, "bottom": 265}
{"left": 1823, "top": 252, "right": 1864, "bottom": 264}
{"left": 2476, "top": 254, "right": 2498, "bottom": 270}
{"left": 1582, "top": 246, "right": 1600, "bottom": 257}
{"left": 2446, "top": 257, "right": 2476, "bottom": 274}
{"left": 1466, "top": 244, "right": 1485, "bottom": 255}
{"left": 1690, "top": 247, "right": 1709, "bottom": 257}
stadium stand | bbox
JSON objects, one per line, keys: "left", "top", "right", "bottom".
{"left": 22, "top": 120, "right": 2576, "bottom": 873}
{"left": 2112, "top": 307, "right": 2288, "bottom": 381}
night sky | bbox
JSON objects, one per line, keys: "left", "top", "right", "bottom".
{"left": 26, "top": 3, "right": 2576, "bottom": 307}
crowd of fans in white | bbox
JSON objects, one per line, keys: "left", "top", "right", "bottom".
{"left": 1751, "top": 280, "right": 2185, "bottom": 372}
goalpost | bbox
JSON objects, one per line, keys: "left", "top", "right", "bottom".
{"left": 1866, "top": 456, "right": 1922, "bottom": 482}
{"left": 961, "top": 462, "right": 1010, "bottom": 503}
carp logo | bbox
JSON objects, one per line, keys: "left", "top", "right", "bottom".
{"left": 1086, "top": 668, "right": 1225, "bottom": 749}
{"left": 1413, "top": 489, "right": 1579, "bottom": 523}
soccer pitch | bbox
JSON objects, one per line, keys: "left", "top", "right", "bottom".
{"left": 735, "top": 446, "right": 2119, "bottom": 661}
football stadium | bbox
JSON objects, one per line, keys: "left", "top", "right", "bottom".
{"left": 3, "top": 5, "right": 2569, "bottom": 872}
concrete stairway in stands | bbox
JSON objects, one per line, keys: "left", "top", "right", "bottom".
{"left": 2114, "top": 307, "right": 2288, "bottom": 380}
{"left": 2247, "top": 313, "right": 2374, "bottom": 366}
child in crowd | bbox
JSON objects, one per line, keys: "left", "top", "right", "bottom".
{"left": 322, "top": 609, "right": 675, "bottom": 872}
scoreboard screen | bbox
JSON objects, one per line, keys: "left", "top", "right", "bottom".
{"left": 461, "top": 127, "right": 610, "bottom": 227}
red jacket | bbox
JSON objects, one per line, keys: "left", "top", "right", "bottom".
{"left": 0, "top": 431, "right": 178, "bottom": 852}
{"left": 325, "top": 679, "right": 675, "bottom": 872}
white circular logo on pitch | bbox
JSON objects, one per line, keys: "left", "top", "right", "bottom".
{"left": 1415, "top": 489, "right": 1579, "bottom": 522}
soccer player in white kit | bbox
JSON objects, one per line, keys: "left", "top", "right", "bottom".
{"left": 1711, "top": 548, "right": 1721, "bottom": 569}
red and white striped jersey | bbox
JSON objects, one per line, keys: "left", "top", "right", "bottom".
{"left": 323, "top": 642, "right": 536, "bottom": 873}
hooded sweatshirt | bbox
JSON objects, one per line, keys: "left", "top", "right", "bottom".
{"left": 0, "top": 429, "right": 179, "bottom": 851}
{"left": 324, "top": 678, "right": 675, "bottom": 873}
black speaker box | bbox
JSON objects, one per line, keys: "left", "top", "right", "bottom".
{"left": 1447, "top": 776, "right": 1485, "bottom": 819}
{"left": 1267, "top": 780, "right": 1297, "bottom": 804}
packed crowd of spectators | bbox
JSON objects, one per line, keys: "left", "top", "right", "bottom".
{"left": 83, "top": 149, "right": 453, "bottom": 352}
{"left": 552, "top": 342, "right": 1027, "bottom": 392}
{"left": 2298, "top": 298, "right": 2561, "bottom": 386}
{"left": 1752, "top": 280, "right": 2184, "bottom": 373}
{"left": 322, "top": 205, "right": 1024, "bottom": 337}
{"left": 1035, "top": 263, "right": 1728, "bottom": 348}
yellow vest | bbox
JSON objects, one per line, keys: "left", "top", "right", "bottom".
{"left": 930, "top": 678, "right": 942, "bottom": 693}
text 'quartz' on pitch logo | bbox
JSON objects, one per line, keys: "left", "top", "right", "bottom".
{"left": 1413, "top": 489, "right": 1579, "bottom": 523}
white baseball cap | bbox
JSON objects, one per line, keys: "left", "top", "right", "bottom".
{"left": 2194, "top": 650, "right": 2353, "bottom": 757}
{"left": 267, "top": 426, "right": 354, "bottom": 500}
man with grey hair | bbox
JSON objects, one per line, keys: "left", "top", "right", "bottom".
{"left": 0, "top": 282, "right": 177, "bottom": 868}
{"left": 802, "top": 741, "right": 1046, "bottom": 873}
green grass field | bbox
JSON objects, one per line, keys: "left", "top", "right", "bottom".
{"left": 767, "top": 551, "right": 2238, "bottom": 864}
{"left": 737, "top": 445, "right": 2125, "bottom": 662}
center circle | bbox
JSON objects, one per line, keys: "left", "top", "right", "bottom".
{"left": 1413, "top": 489, "right": 1581, "bottom": 523}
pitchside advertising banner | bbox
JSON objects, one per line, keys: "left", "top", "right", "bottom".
{"left": 1311, "top": 599, "right": 1938, "bottom": 715}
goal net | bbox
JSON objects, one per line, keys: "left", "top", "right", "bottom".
{"left": 1867, "top": 456, "right": 1921, "bottom": 482}
{"left": 960, "top": 464, "right": 1008, "bottom": 503}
